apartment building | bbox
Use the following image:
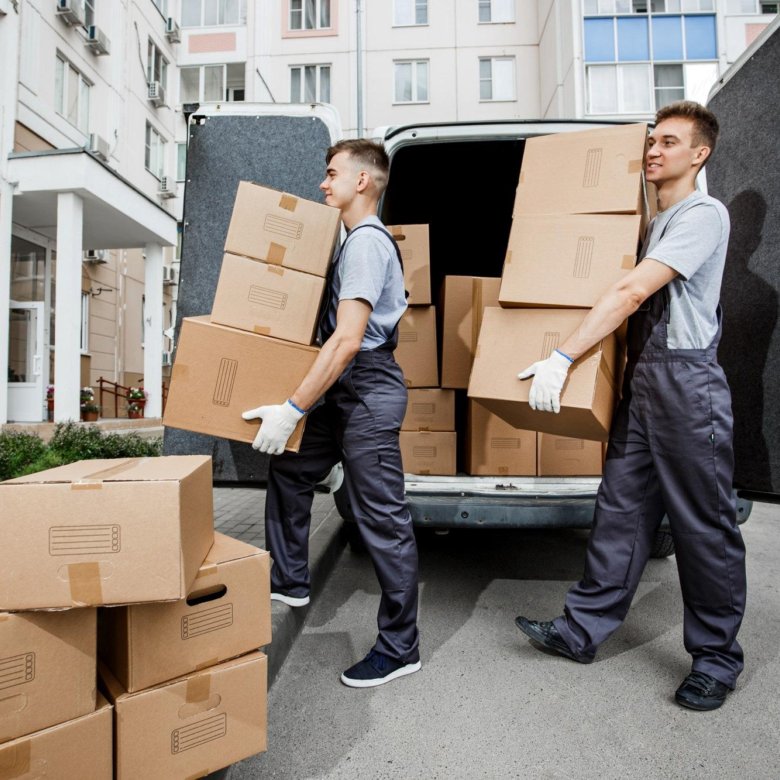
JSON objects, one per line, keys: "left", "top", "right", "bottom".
{"left": 1, "top": 0, "right": 775, "bottom": 424}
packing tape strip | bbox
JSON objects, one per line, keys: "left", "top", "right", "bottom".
{"left": 628, "top": 159, "right": 643, "bottom": 173}
{"left": 68, "top": 562, "right": 103, "bottom": 606}
{"left": 266, "top": 243, "right": 286, "bottom": 265}
{"left": 389, "top": 225, "right": 406, "bottom": 241}
{"left": 195, "top": 560, "right": 219, "bottom": 579}
{"left": 194, "top": 658, "right": 220, "bottom": 672}
{"left": 253, "top": 326, "right": 271, "bottom": 336}
{"left": 0, "top": 615, "right": 8, "bottom": 622}
{"left": 186, "top": 673, "right": 211, "bottom": 703}
{"left": 267, "top": 264, "right": 285, "bottom": 276}
{"left": 471, "top": 279, "right": 484, "bottom": 351}
{"left": 621, "top": 254, "right": 636, "bottom": 270}
{"left": 73, "top": 458, "right": 139, "bottom": 488}
{"left": 0, "top": 740, "right": 31, "bottom": 779}
{"left": 505, "top": 250, "right": 512, "bottom": 266}
{"left": 278, "top": 193, "right": 298, "bottom": 211}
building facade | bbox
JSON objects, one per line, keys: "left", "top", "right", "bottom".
{"left": 1, "top": 0, "right": 775, "bottom": 424}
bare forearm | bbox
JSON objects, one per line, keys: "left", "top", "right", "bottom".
{"left": 290, "top": 335, "right": 359, "bottom": 411}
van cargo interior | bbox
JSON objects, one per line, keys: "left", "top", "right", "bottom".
{"left": 382, "top": 138, "right": 525, "bottom": 295}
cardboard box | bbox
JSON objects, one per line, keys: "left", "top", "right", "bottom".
{"left": 100, "top": 533, "right": 271, "bottom": 693}
{"left": 537, "top": 433, "right": 604, "bottom": 476}
{"left": 225, "top": 181, "right": 340, "bottom": 277}
{"left": 0, "top": 697, "right": 112, "bottom": 780}
{"left": 400, "top": 431, "right": 457, "bottom": 476}
{"left": 500, "top": 214, "right": 642, "bottom": 308}
{"left": 466, "top": 401, "right": 537, "bottom": 476}
{"left": 387, "top": 224, "right": 431, "bottom": 305}
{"left": 0, "top": 609, "right": 97, "bottom": 743}
{"left": 402, "top": 389, "right": 456, "bottom": 431}
{"left": 0, "top": 456, "right": 214, "bottom": 610}
{"left": 164, "top": 316, "right": 319, "bottom": 449}
{"left": 395, "top": 306, "right": 439, "bottom": 388}
{"left": 210, "top": 253, "right": 326, "bottom": 345}
{"left": 441, "top": 276, "right": 501, "bottom": 389}
{"left": 514, "top": 124, "right": 649, "bottom": 217}
{"left": 102, "top": 652, "right": 267, "bottom": 780}
{"left": 468, "top": 308, "right": 621, "bottom": 442}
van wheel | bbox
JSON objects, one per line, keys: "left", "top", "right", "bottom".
{"left": 650, "top": 529, "right": 675, "bottom": 558}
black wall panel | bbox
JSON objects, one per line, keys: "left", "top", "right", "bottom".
{"left": 707, "top": 24, "right": 780, "bottom": 496}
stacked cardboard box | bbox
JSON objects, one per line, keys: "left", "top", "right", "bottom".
{"left": 400, "top": 389, "right": 456, "bottom": 475}
{"left": 0, "top": 455, "right": 272, "bottom": 777}
{"left": 469, "top": 123, "right": 652, "bottom": 451}
{"left": 165, "top": 181, "right": 341, "bottom": 451}
{"left": 466, "top": 401, "right": 537, "bottom": 477}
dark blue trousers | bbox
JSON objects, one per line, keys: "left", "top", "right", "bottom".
{"left": 264, "top": 348, "right": 420, "bottom": 663}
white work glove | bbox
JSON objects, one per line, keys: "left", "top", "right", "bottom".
{"left": 517, "top": 349, "right": 574, "bottom": 413}
{"left": 241, "top": 400, "right": 304, "bottom": 455}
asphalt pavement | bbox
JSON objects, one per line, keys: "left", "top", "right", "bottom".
{"left": 224, "top": 497, "right": 780, "bottom": 780}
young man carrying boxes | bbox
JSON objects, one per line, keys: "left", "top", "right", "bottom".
{"left": 242, "top": 140, "right": 421, "bottom": 689}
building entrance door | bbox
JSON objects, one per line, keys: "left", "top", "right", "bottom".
{"left": 8, "top": 301, "right": 45, "bottom": 421}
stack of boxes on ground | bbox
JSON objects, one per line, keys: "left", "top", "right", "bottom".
{"left": 0, "top": 455, "right": 271, "bottom": 778}
{"left": 164, "top": 181, "right": 341, "bottom": 450}
{"left": 468, "top": 123, "right": 653, "bottom": 471}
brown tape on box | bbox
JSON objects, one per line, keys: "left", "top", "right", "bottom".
{"left": 266, "top": 243, "right": 286, "bottom": 265}
{"left": 73, "top": 458, "right": 138, "bottom": 489}
{"left": 0, "top": 740, "right": 30, "bottom": 779}
{"left": 628, "top": 159, "right": 643, "bottom": 173}
{"left": 278, "top": 194, "right": 298, "bottom": 212}
{"left": 194, "top": 658, "right": 220, "bottom": 672}
{"left": 621, "top": 254, "right": 636, "bottom": 269}
{"left": 186, "top": 673, "right": 211, "bottom": 703}
{"left": 253, "top": 325, "right": 271, "bottom": 335}
{"left": 471, "top": 280, "right": 484, "bottom": 351}
{"left": 390, "top": 225, "right": 406, "bottom": 241}
{"left": 68, "top": 562, "right": 103, "bottom": 606}
{"left": 505, "top": 250, "right": 512, "bottom": 266}
{"left": 267, "top": 265, "right": 285, "bottom": 276}
{"left": 195, "top": 560, "right": 219, "bottom": 579}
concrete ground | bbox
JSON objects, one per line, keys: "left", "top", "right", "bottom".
{"left": 228, "top": 499, "right": 780, "bottom": 780}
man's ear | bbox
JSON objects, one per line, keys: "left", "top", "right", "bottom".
{"left": 694, "top": 145, "right": 711, "bottom": 167}
{"left": 356, "top": 170, "right": 371, "bottom": 193}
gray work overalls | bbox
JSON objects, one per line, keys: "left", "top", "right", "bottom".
{"left": 264, "top": 225, "right": 420, "bottom": 664}
{"left": 554, "top": 207, "right": 747, "bottom": 688}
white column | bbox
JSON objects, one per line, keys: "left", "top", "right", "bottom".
{"left": 54, "top": 192, "right": 83, "bottom": 422}
{"left": 143, "top": 242, "right": 163, "bottom": 418}
{"left": 0, "top": 183, "right": 12, "bottom": 424}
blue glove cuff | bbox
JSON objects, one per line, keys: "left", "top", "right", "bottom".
{"left": 287, "top": 398, "right": 308, "bottom": 415}
{"left": 554, "top": 349, "right": 574, "bottom": 363}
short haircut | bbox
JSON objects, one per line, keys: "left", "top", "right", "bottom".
{"left": 655, "top": 100, "right": 719, "bottom": 159}
{"left": 326, "top": 139, "right": 389, "bottom": 195}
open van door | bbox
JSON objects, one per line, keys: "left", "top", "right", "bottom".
{"left": 706, "top": 16, "right": 780, "bottom": 502}
{"left": 163, "top": 103, "right": 341, "bottom": 481}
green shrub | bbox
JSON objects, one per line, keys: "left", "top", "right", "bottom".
{"left": 0, "top": 431, "right": 47, "bottom": 482}
{"left": 16, "top": 449, "right": 67, "bottom": 477}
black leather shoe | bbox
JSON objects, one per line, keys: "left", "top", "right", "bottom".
{"left": 675, "top": 671, "right": 731, "bottom": 711}
{"left": 514, "top": 616, "right": 592, "bottom": 664}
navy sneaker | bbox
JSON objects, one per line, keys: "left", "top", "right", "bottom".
{"left": 675, "top": 671, "right": 730, "bottom": 711}
{"left": 514, "top": 616, "right": 593, "bottom": 664}
{"left": 270, "top": 591, "right": 310, "bottom": 607}
{"left": 340, "top": 649, "right": 421, "bottom": 688}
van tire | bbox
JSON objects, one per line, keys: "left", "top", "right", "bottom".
{"left": 650, "top": 529, "right": 675, "bottom": 558}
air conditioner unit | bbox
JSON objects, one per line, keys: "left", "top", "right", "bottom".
{"left": 162, "top": 265, "right": 177, "bottom": 284}
{"left": 148, "top": 81, "right": 166, "bottom": 108}
{"left": 165, "top": 17, "right": 181, "bottom": 43}
{"left": 85, "top": 25, "right": 110, "bottom": 55}
{"left": 84, "top": 249, "right": 107, "bottom": 264}
{"left": 158, "top": 176, "right": 177, "bottom": 199}
{"left": 162, "top": 351, "right": 173, "bottom": 367}
{"left": 56, "top": 0, "right": 85, "bottom": 26}
{"left": 87, "top": 132, "right": 110, "bottom": 161}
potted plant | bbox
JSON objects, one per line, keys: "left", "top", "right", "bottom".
{"left": 127, "top": 401, "right": 144, "bottom": 420}
{"left": 126, "top": 387, "right": 147, "bottom": 418}
{"left": 46, "top": 384, "right": 54, "bottom": 422}
{"left": 80, "top": 387, "right": 99, "bottom": 422}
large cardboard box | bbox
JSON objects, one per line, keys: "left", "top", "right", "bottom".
{"left": 387, "top": 224, "right": 431, "bottom": 305}
{"left": 537, "top": 433, "right": 604, "bottom": 476}
{"left": 441, "top": 276, "right": 501, "bottom": 389}
{"left": 400, "top": 431, "right": 457, "bottom": 476}
{"left": 466, "top": 401, "right": 537, "bottom": 476}
{"left": 100, "top": 533, "right": 271, "bottom": 693}
{"left": 468, "top": 308, "right": 621, "bottom": 442}
{"left": 0, "top": 609, "right": 97, "bottom": 743}
{"left": 500, "top": 214, "right": 642, "bottom": 308}
{"left": 210, "top": 253, "right": 326, "bottom": 345}
{"left": 164, "top": 316, "right": 319, "bottom": 449}
{"left": 102, "top": 652, "right": 267, "bottom": 780}
{"left": 402, "top": 389, "right": 455, "bottom": 431}
{"left": 0, "top": 456, "right": 214, "bottom": 610}
{"left": 0, "top": 697, "right": 112, "bottom": 780}
{"left": 395, "top": 306, "right": 438, "bottom": 388}
{"left": 224, "top": 181, "right": 340, "bottom": 277}
{"left": 514, "top": 124, "right": 649, "bottom": 217}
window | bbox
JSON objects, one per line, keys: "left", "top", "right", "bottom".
{"left": 80, "top": 291, "right": 89, "bottom": 354}
{"left": 179, "top": 63, "right": 244, "bottom": 103}
{"left": 394, "top": 60, "right": 429, "bottom": 102}
{"left": 181, "top": 0, "right": 246, "bottom": 27}
{"left": 147, "top": 40, "right": 168, "bottom": 90}
{"left": 654, "top": 63, "right": 685, "bottom": 106}
{"left": 55, "top": 55, "right": 90, "bottom": 133}
{"left": 479, "top": 0, "right": 515, "bottom": 23}
{"left": 152, "top": 0, "right": 168, "bottom": 15}
{"left": 479, "top": 57, "right": 515, "bottom": 101}
{"left": 290, "top": 65, "right": 331, "bottom": 102}
{"left": 145, "top": 122, "right": 166, "bottom": 179}
{"left": 587, "top": 63, "right": 653, "bottom": 113}
{"left": 394, "top": 0, "right": 428, "bottom": 26}
{"left": 84, "top": 0, "right": 95, "bottom": 27}
{"left": 290, "top": 0, "right": 331, "bottom": 30}
{"left": 176, "top": 143, "right": 187, "bottom": 181}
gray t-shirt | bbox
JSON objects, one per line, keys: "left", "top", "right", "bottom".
{"left": 323, "top": 215, "right": 407, "bottom": 350}
{"left": 641, "top": 190, "right": 730, "bottom": 350}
